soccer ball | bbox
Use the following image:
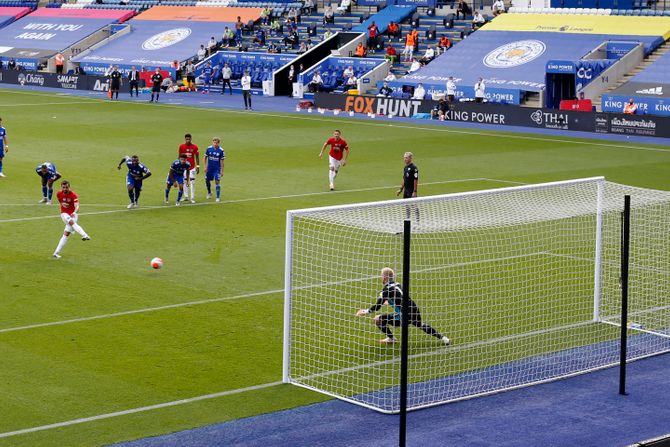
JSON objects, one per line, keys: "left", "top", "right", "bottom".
{"left": 150, "top": 257, "right": 163, "bottom": 269}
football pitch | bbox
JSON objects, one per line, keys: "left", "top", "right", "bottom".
{"left": 1, "top": 88, "right": 670, "bottom": 446}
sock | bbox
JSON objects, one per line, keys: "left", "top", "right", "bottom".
{"left": 54, "top": 234, "right": 69, "bottom": 255}
{"left": 72, "top": 223, "right": 88, "bottom": 238}
{"left": 216, "top": 184, "right": 221, "bottom": 199}
{"left": 328, "top": 170, "right": 335, "bottom": 184}
{"left": 165, "top": 188, "right": 170, "bottom": 201}
{"left": 48, "top": 188, "right": 53, "bottom": 200}
{"left": 0, "top": 160, "right": 3, "bottom": 173}
{"left": 190, "top": 182, "right": 195, "bottom": 200}
{"left": 183, "top": 183, "right": 189, "bottom": 198}
{"left": 151, "top": 93, "right": 155, "bottom": 101}
{"left": 134, "top": 189, "right": 141, "bottom": 203}
{"left": 42, "top": 186, "right": 48, "bottom": 198}
{"left": 206, "top": 180, "right": 211, "bottom": 194}
{"left": 156, "top": 93, "right": 160, "bottom": 101}
{"left": 128, "top": 190, "right": 135, "bottom": 202}
{"left": 177, "top": 190, "right": 183, "bottom": 203}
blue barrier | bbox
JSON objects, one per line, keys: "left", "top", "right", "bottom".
{"left": 74, "top": 20, "right": 233, "bottom": 75}
{"left": 400, "top": 30, "right": 663, "bottom": 104}
{"left": 352, "top": 5, "right": 416, "bottom": 34}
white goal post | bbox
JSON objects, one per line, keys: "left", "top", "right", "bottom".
{"left": 283, "top": 177, "right": 670, "bottom": 413}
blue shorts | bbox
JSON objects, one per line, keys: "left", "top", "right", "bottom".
{"left": 206, "top": 170, "right": 221, "bottom": 181}
{"left": 127, "top": 174, "right": 143, "bottom": 189}
{"left": 166, "top": 174, "right": 184, "bottom": 185}
{"left": 203, "top": 77, "right": 211, "bottom": 85}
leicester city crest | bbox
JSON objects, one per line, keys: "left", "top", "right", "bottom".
{"left": 142, "top": 28, "right": 192, "bottom": 51}
{"left": 483, "top": 40, "right": 546, "bottom": 68}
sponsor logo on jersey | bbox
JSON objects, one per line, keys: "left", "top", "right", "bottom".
{"left": 483, "top": 40, "right": 546, "bottom": 68}
{"left": 142, "top": 28, "right": 192, "bottom": 51}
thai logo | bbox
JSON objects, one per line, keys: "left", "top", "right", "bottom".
{"left": 142, "top": 28, "right": 191, "bottom": 51}
{"left": 483, "top": 40, "right": 546, "bottom": 68}
{"left": 530, "top": 109, "right": 543, "bottom": 125}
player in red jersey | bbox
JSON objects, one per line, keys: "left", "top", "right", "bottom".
{"left": 53, "top": 180, "right": 90, "bottom": 259}
{"left": 318, "top": 129, "right": 350, "bottom": 191}
{"left": 179, "top": 133, "right": 200, "bottom": 203}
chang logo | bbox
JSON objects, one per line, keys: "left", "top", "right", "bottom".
{"left": 141, "top": 28, "right": 191, "bottom": 51}
{"left": 483, "top": 40, "right": 546, "bottom": 68}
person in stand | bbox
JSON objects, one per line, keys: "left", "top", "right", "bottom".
{"left": 623, "top": 98, "right": 638, "bottom": 114}
{"left": 367, "top": 21, "right": 379, "bottom": 52}
{"left": 378, "top": 81, "right": 393, "bottom": 97}
{"left": 356, "top": 267, "right": 450, "bottom": 345}
{"left": 446, "top": 76, "right": 456, "bottom": 103}
{"left": 235, "top": 16, "right": 244, "bottom": 43}
{"left": 385, "top": 44, "right": 398, "bottom": 64}
{"left": 456, "top": 0, "right": 472, "bottom": 19}
{"left": 150, "top": 67, "right": 163, "bottom": 102}
{"left": 402, "top": 29, "right": 416, "bottom": 62}
{"left": 109, "top": 65, "right": 122, "bottom": 100}
{"left": 36, "top": 162, "right": 62, "bottom": 205}
{"left": 431, "top": 98, "right": 448, "bottom": 121}
{"left": 221, "top": 62, "right": 232, "bottom": 95}
{"left": 128, "top": 65, "right": 140, "bottom": 97}
{"left": 354, "top": 42, "right": 367, "bottom": 57}
{"left": 472, "top": 11, "right": 486, "bottom": 30}
{"left": 185, "top": 60, "right": 196, "bottom": 88}
{"left": 474, "top": 77, "right": 485, "bottom": 103}
{"left": 308, "top": 70, "right": 323, "bottom": 93}
{"left": 241, "top": 70, "right": 252, "bottom": 110}
{"left": 386, "top": 21, "right": 400, "bottom": 40}
{"left": 54, "top": 53, "right": 65, "bottom": 74}
{"left": 437, "top": 35, "right": 452, "bottom": 54}
{"left": 492, "top": 0, "right": 506, "bottom": 16}
{"left": 52, "top": 180, "right": 91, "bottom": 259}
{"left": 287, "top": 64, "right": 295, "bottom": 97}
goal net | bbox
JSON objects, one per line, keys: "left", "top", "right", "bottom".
{"left": 282, "top": 177, "right": 670, "bottom": 413}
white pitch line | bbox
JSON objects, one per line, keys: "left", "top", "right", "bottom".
{"left": 0, "top": 381, "right": 283, "bottom": 439}
{"left": 0, "top": 178, "right": 516, "bottom": 224}
{"left": 0, "top": 247, "right": 540, "bottom": 334}
{"left": 0, "top": 288, "right": 283, "bottom": 334}
{"left": 0, "top": 101, "right": 97, "bottom": 107}
{"left": 2, "top": 88, "right": 669, "bottom": 154}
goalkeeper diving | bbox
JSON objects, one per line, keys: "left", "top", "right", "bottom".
{"left": 356, "top": 267, "right": 451, "bottom": 345}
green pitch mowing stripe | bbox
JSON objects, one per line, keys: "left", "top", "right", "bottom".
{"left": 0, "top": 89, "right": 669, "bottom": 447}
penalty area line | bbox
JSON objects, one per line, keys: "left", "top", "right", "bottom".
{"left": 0, "top": 381, "right": 284, "bottom": 439}
{"left": 0, "top": 288, "right": 283, "bottom": 334}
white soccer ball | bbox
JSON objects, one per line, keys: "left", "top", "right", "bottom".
{"left": 150, "top": 257, "right": 163, "bottom": 269}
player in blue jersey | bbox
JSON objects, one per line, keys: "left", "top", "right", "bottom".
{"left": 165, "top": 154, "right": 191, "bottom": 206}
{"left": 117, "top": 155, "right": 152, "bottom": 209}
{"left": 36, "top": 162, "right": 62, "bottom": 205}
{"left": 201, "top": 61, "right": 213, "bottom": 94}
{"left": 0, "top": 117, "right": 9, "bottom": 178}
{"left": 204, "top": 137, "right": 225, "bottom": 202}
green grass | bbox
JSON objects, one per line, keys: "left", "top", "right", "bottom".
{"left": 0, "top": 88, "right": 669, "bottom": 446}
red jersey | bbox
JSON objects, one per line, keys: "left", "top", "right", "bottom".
{"left": 326, "top": 137, "right": 349, "bottom": 161}
{"left": 179, "top": 143, "right": 199, "bottom": 170}
{"left": 57, "top": 190, "right": 79, "bottom": 215}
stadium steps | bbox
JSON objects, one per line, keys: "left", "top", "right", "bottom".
{"left": 592, "top": 39, "right": 670, "bottom": 111}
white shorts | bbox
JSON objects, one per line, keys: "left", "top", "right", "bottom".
{"left": 187, "top": 168, "right": 197, "bottom": 181}
{"left": 61, "top": 212, "right": 78, "bottom": 233}
{"left": 402, "top": 45, "right": 413, "bottom": 55}
{"left": 329, "top": 156, "right": 342, "bottom": 170}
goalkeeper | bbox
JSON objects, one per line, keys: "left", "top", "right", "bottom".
{"left": 356, "top": 267, "right": 450, "bottom": 345}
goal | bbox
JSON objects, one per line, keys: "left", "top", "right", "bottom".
{"left": 282, "top": 177, "right": 670, "bottom": 413}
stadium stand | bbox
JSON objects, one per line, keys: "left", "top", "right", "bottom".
{"left": 0, "top": 6, "right": 30, "bottom": 28}
{"left": 390, "top": 13, "right": 670, "bottom": 105}
{"left": 0, "top": 7, "right": 133, "bottom": 70}
{"left": 298, "top": 55, "right": 385, "bottom": 94}
{"left": 601, "top": 43, "right": 670, "bottom": 116}
{"left": 73, "top": 6, "right": 262, "bottom": 75}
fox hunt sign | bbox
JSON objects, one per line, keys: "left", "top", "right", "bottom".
{"left": 342, "top": 95, "right": 428, "bottom": 117}
{"left": 315, "top": 92, "right": 670, "bottom": 139}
